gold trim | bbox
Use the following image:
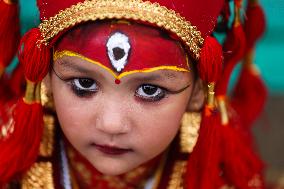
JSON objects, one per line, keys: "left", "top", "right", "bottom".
{"left": 220, "top": 185, "right": 235, "bottom": 189}
{"left": 248, "top": 174, "right": 263, "bottom": 188}
{"left": 54, "top": 50, "right": 190, "bottom": 80}
{"left": 217, "top": 96, "right": 229, "bottom": 125}
{"left": 22, "top": 162, "right": 54, "bottom": 189}
{"left": 39, "top": 115, "right": 55, "bottom": 157}
{"left": 35, "top": 82, "right": 42, "bottom": 103}
{"left": 23, "top": 80, "right": 42, "bottom": 104}
{"left": 180, "top": 112, "right": 201, "bottom": 153}
{"left": 0, "top": 117, "right": 15, "bottom": 140}
{"left": 41, "top": 82, "right": 55, "bottom": 108}
{"left": 23, "top": 80, "right": 36, "bottom": 104}
{"left": 207, "top": 82, "right": 216, "bottom": 108}
{"left": 39, "top": 0, "right": 204, "bottom": 59}
{"left": 0, "top": 104, "right": 15, "bottom": 140}
{"left": 167, "top": 160, "right": 187, "bottom": 189}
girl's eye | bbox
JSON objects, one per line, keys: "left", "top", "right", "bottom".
{"left": 135, "top": 84, "right": 166, "bottom": 102}
{"left": 70, "top": 78, "right": 98, "bottom": 97}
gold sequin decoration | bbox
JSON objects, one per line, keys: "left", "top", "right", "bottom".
{"left": 39, "top": 0, "right": 204, "bottom": 59}
{"left": 22, "top": 162, "right": 54, "bottom": 189}
{"left": 180, "top": 112, "right": 201, "bottom": 153}
{"left": 41, "top": 82, "right": 54, "bottom": 109}
{"left": 207, "top": 82, "right": 216, "bottom": 108}
{"left": 0, "top": 104, "right": 15, "bottom": 140}
{"left": 248, "top": 174, "right": 263, "bottom": 188}
{"left": 217, "top": 97, "right": 229, "bottom": 126}
{"left": 39, "top": 115, "right": 55, "bottom": 157}
{"left": 0, "top": 118, "right": 15, "bottom": 140}
{"left": 167, "top": 161, "right": 187, "bottom": 189}
{"left": 220, "top": 185, "right": 235, "bottom": 189}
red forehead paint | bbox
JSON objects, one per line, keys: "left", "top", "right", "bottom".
{"left": 55, "top": 22, "right": 190, "bottom": 80}
{"left": 115, "top": 79, "right": 121, "bottom": 85}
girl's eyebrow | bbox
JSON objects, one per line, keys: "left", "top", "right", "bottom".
{"left": 54, "top": 56, "right": 187, "bottom": 83}
{"left": 127, "top": 71, "right": 181, "bottom": 83}
{"left": 54, "top": 57, "right": 97, "bottom": 76}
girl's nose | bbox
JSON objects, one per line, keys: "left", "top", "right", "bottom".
{"left": 95, "top": 99, "right": 131, "bottom": 136}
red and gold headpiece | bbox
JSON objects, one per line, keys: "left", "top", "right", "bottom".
{"left": 37, "top": 0, "right": 224, "bottom": 85}
{"left": 34, "top": 0, "right": 224, "bottom": 101}
{"left": 1, "top": 0, "right": 226, "bottom": 186}
{"left": 37, "top": 0, "right": 224, "bottom": 56}
{"left": 54, "top": 21, "right": 190, "bottom": 84}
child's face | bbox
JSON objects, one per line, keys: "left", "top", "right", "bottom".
{"left": 51, "top": 56, "right": 194, "bottom": 175}
{"left": 48, "top": 23, "right": 198, "bottom": 176}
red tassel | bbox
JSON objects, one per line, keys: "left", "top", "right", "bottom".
{"left": 8, "top": 64, "right": 26, "bottom": 98}
{"left": 216, "top": 0, "right": 246, "bottom": 96}
{"left": 215, "top": 18, "right": 266, "bottom": 188}
{"left": 0, "top": 28, "right": 51, "bottom": 184}
{"left": 244, "top": 2, "right": 266, "bottom": 52}
{"left": 18, "top": 28, "right": 51, "bottom": 82}
{"left": 221, "top": 121, "right": 265, "bottom": 189}
{"left": 231, "top": 0, "right": 267, "bottom": 129}
{"left": 216, "top": 23, "right": 246, "bottom": 96}
{"left": 231, "top": 64, "right": 268, "bottom": 129}
{"left": 198, "top": 36, "right": 223, "bottom": 83}
{"left": 0, "top": 100, "right": 44, "bottom": 183}
{"left": 186, "top": 36, "right": 224, "bottom": 188}
{"left": 0, "top": 64, "right": 25, "bottom": 102}
{"left": 0, "top": 0, "right": 20, "bottom": 76}
{"left": 186, "top": 108, "right": 222, "bottom": 189}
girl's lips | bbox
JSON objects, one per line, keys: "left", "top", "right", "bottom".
{"left": 92, "top": 143, "right": 132, "bottom": 155}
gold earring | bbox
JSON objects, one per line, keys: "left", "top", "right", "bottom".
{"left": 179, "top": 112, "right": 201, "bottom": 154}
{"left": 41, "top": 82, "right": 54, "bottom": 109}
{"left": 39, "top": 82, "right": 55, "bottom": 157}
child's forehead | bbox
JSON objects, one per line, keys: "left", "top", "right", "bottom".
{"left": 54, "top": 21, "right": 190, "bottom": 82}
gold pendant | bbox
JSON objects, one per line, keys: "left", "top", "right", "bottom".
{"left": 179, "top": 112, "right": 201, "bottom": 154}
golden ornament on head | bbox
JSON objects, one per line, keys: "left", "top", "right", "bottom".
{"left": 38, "top": 0, "right": 204, "bottom": 60}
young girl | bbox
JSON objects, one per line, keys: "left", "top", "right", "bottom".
{"left": 0, "top": 0, "right": 268, "bottom": 188}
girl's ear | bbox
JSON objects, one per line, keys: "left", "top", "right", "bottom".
{"left": 186, "top": 78, "right": 205, "bottom": 112}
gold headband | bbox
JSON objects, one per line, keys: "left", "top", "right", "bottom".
{"left": 39, "top": 0, "right": 204, "bottom": 59}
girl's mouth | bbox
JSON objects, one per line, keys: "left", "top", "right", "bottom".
{"left": 92, "top": 143, "right": 132, "bottom": 155}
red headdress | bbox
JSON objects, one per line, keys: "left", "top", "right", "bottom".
{"left": 0, "top": 0, "right": 266, "bottom": 188}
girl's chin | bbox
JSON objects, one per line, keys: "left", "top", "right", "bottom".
{"left": 87, "top": 157, "right": 141, "bottom": 176}
{"left": 93, "top": 163, "right": 137, "bottom": 176}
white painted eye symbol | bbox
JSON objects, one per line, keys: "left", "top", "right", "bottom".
{"left": 106, "top": 32, "right": 131, "bottom": 73}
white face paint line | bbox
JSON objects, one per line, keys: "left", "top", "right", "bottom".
{"left": 106, "top": 32, "right": 131, "bottom": 73}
